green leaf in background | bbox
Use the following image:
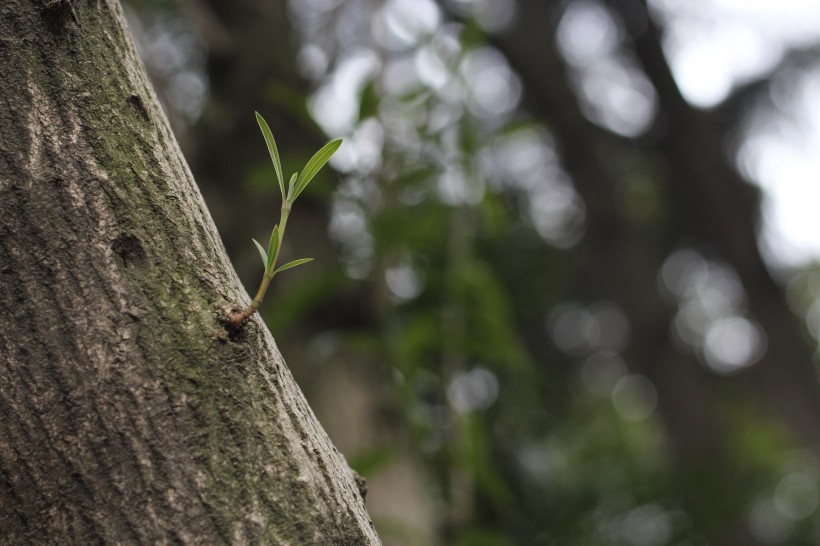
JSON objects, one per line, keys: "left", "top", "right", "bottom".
{"left": 292, "top": 138, "right": 342, "bottom": 200}
{"left": 349, "top": 447, "right": 395, "bottom": 476}
{"left": 454, "top": 529, "right": 516, "bottom": 546}
{"left": 262, "top": 270, "right": 347, "bottom": 333}
{"left": 252, "top": 238, "right": 268, "bottom": 268}
{"left": 273, "top": 257, "right": 313, "bottom": 276}
{"left": 255, "top": 111, "right": 286, "bottom": 200}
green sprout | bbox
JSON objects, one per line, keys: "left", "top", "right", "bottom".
{"left": 229, "top": 112, "right": 342, "bottom": 327}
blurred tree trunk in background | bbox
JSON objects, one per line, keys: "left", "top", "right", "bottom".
{"left": 482, "top": 1, "right": 820, "bottom": 543}
{"left": 0, "top": 1, "right": 379, "bottom": 544}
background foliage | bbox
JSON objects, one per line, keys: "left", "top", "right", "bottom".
{"left": 125, "top": 1, "right": 820, "bottom": 544}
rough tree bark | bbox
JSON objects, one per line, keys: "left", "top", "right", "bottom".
{"left": 0, "top": 1, "right": 380, "bottom": 544}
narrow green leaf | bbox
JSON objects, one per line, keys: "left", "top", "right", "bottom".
{"left": 293, "top": 138, "right": 343, "bottom": 200}
{"left": 272, "top": 257, "right": 313, "bottom": 276}
{"left": 266, "top": 225, "right": 281, "bottom": 272}
{"left": 255, "top": 112, "right": 286, "bottom": 200}
{"left": 252, "top": 238, "right": 268, "bottom": 269}
{"left": 286, "top": 172, "right": 298, "bottom": 202}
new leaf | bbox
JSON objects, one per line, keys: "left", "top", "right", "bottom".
{"left": 265, "top": 225, "right": 281, "bottom": 273}
{"left": 252, "top": 238, "right": 268, "bottom": 268}
{"left": 255, "top": 112, "right": 286, "bottom": 200}
{"left": 273, "top": 258, "right": 314, "bottom": 276}
{"left": 292, "top": 139, "right": 343, "bottom": 200}
{"left": 287, "top": 172, "right": 298, "bottom": 202}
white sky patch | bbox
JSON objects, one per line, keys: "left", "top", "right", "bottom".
{"left": 309, "top": 49, "right": 380, "bottom": 135}
{"left": 653, "top": 0, "right": 820, "bottom": 266}
{"left": 746, "top": 132, "right": 820, "bottom": 267}
{"left": 666, "top": 22, "right": 780, "bottom": 107}
{"left": 745, "top": 68, "right": 820, "bottom": 267}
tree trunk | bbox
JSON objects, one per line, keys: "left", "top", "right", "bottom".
{"left": 0, "top": 1, "right": 379, "bottom": 544}
{"left": 475, "top": 2, "right": 771, "bottom": 543}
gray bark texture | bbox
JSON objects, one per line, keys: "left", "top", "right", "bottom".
{"left": 0, "top": 1, "right": 380, "bottom": 544}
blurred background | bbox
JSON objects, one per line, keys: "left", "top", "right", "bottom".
{"left": 123, "top": 0, "right": 820, "bottom": 544}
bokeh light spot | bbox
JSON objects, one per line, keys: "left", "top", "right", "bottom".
{"left": 750, "top": 498, "right": 795, "bottom": 544}
{"left": 581, "top": 352, "right": 627, "bottom": 397}
{"left": 447, "top": 367, "right": 499, "bottom": 413}
{"left": 774, "top": 473, "right": 819, "bottom": 520}
{"left": 703, "top": 317, "right": 766, "bottom": 374}
{"left": 557, "top": 0, "right": 620, "bottom": 67}
{"left": 611, "top": 375, "right": 657, "bottom": 422}
{"left": 620, "top": 504, "right": 672, "bottom": 546}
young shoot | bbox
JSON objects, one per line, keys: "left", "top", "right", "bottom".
{"left": 228, "top": 112, "right": 342, "bottom": 327}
